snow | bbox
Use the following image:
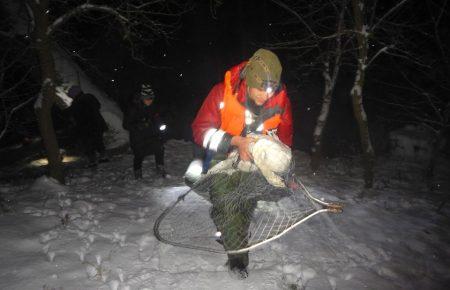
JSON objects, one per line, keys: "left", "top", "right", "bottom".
{"left": 55, "top": 86, "right": 73, "bottom": 108}
{"left": 0, "top": 139, "right": 449, "bottom": 289}
{"left": 33, "top": 83, "right": 73, "bottom": 110}
{"left": 350, "top": 70, "right": 362, "bottom": 97}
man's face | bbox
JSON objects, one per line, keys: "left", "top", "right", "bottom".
{"left": 248, "top": 87, "right": 275, "bottom": 106}
{"left": 142, "top": 98, "right": 154, "bottom": 106}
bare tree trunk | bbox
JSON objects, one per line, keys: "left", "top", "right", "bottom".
{"left": 351, "top": 0, "right": 375, "bottom": 188}
{"left": 310, "top": 3, "right": 345, "bottom": 172}
{"left": 310, "top": 61, "right": 333, "bottom": 171}
{"left": 30, "top": 0, "right": 64, "bottom": 184}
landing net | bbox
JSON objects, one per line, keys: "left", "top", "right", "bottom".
{"left": 154, "top": 161, "right": 342, "bottom": 254}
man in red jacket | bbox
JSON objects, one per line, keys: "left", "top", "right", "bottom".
{"left": 185, "top": 48, "right": 293, "bottom": 278}
{"left": 186, "top": 48, "right": 293, "bottom": 177}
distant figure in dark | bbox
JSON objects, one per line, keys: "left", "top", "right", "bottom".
{"left": 122, "top": 84, "right": 167, "bottom": 179}
{"left": 67, "top": 85, "right": 108, "bottom": 167}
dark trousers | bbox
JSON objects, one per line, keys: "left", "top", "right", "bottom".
{"left": 81, "top": 132, "right": 105, "bottom": 163}
{"left": 209, "top": 171, "right": 255, "bottom": 267}
{"left": 133, "top": 143, "right": 164, "bottom": 171}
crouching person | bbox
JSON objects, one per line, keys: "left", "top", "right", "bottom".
{"left": 67, "top": 85, "right": 109, "bottom": 167}
{"left": 185, "top": 49, "right": 293, "bottom": 278}
{"left": 123, "top": 84, "right": 167, "bottom": 179}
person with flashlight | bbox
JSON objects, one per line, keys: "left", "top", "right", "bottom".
{"left": 123, "top": 84, "right": 167, "bottom": 179}
{"left": 185, "top": 49, "right": 293, "bottom": 278}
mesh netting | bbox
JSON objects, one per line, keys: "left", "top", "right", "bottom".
{"left": 154, "top": 160, "right": 342, "bottom": 254}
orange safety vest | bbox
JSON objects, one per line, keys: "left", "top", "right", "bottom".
{"left": 219, "top": 71, "right": 281, "bottom": 136}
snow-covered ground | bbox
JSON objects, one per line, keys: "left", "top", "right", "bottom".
{"left": 0, "top": 139, "right": 449, "bottom": 290}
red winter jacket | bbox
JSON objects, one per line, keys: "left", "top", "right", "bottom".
{"left": 192, "top": 62, "right": 293, "bottom": 154}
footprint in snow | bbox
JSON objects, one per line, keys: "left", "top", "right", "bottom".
{"left": 39, "top": 229, "right": 59, "bottom": 243}
{"left": 137, "top": 234, "right": 156, "bottom": 262}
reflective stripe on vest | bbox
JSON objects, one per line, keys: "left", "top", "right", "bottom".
{"left": 219, "top": 70, "right": 281, "bottom": 136}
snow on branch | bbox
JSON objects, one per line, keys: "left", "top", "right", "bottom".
{"left": 366, "top": 46, "right": 389, "bottom": 68}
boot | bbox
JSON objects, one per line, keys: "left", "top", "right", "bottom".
{"left": 134, "top": 168, "right": 143, "bottom": 180}
{"left": 156, "top": 164, "right": 167, "bottom": 178}
{"left": 227, "top": 255, "right": 249, "bottom": 279}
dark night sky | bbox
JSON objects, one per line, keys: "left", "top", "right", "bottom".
{"left": 47, "top": 0, "right": 381, "bottom": 154}
{"left": 70, "top": 1, "right": 307, "bottom": 143}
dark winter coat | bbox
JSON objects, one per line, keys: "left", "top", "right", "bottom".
{"left": 122, "top": 100, "right": 165, "bottom": 157}
{"left": 68, "top": 93, "right": 108, "bottom": 138}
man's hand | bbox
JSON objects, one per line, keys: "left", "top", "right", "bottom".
{"left": 231, "top": 136, "right": 256, "bottom": 161}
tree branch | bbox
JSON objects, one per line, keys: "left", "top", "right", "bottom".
{"left": 47, "top": 4, "right": 129, "bottom": 36}
{"left": 371, "top": 0, "right": 410, "bottom": 31}
{"left": 269, "top": 0, "right": 317, "bottom": 38}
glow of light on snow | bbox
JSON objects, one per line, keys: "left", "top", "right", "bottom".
{"left": 114, "top": 68, "right": 118, "bottom": 71}
{"left": 111, "top": 79, "right": 115, "bottom": 82}
{"left": 30, "top": 156, "right": 80, "bottom": 167}
{"left": 179, "top": 73, "right": 183, "bottom": 77}
{"left": 72, "top": 50, "right": 76, "bottom": 54}
{"left": 163, "top": 53, "right": 166, "bottom": 57}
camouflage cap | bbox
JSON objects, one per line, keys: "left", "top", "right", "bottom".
{"left": 244, "top": 49, "right": 282, "bottom": 91}
{"left": 141, "top": 83, "right": 155, "bottom": 100}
